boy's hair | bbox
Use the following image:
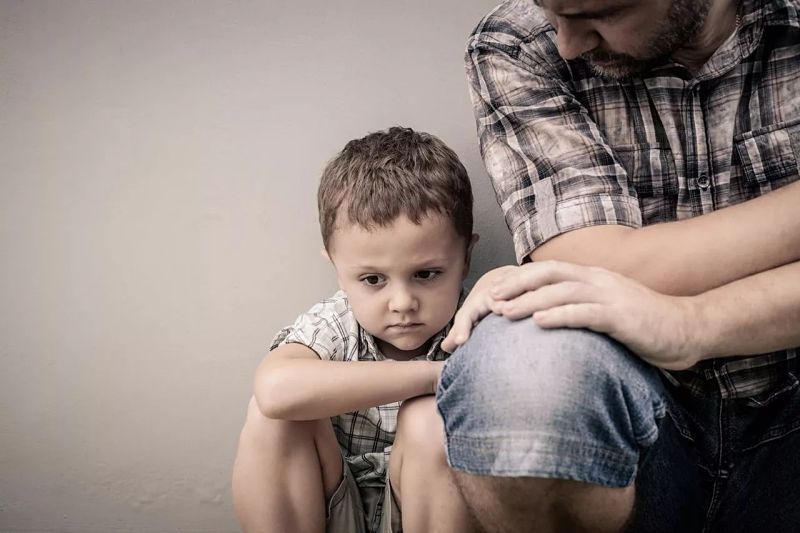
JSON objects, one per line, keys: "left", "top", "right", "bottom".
{"left": 318, "top": 126, "right": 473, "bottom": 251}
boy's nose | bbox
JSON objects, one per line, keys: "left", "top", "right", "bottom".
{"left": 389, "top": 286, "right": 419, "bottom": 313}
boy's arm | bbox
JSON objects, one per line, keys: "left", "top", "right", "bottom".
{"left": 254, "top": 343, "right": 441, "bottom": 421}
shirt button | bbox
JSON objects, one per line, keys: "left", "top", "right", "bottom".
{"left": 697, "top": 173, "right": 711, "bottom": 189}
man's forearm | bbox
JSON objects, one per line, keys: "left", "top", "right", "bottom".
{"left": 691, "top": 259, "right": 800, "bottom": 359}
{"left": 532, "top": 180, "right": 800, "bottom": 296}
{"left": 255, "top": 359, "right": 438, "bottom": 421}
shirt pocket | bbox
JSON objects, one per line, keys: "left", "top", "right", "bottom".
{"left": 734, "top": 117, "right": 800, "bottom": 195}
{"left": 614, "top": 142, "right": 679, "bottom": 224}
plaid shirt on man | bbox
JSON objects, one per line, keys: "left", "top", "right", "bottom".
{"left": 270, "top": 290, "right": 449, "bottom": 490}
{"left": 466, "top": 0, "right": 800, "bottom": 398}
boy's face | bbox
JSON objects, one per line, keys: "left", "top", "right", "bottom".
{"left": 327, "top": 212, "right": 474, "bottom": 360}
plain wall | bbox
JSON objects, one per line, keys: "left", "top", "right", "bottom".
{"left": 0, "top": 1, "right": 515, "bottom": 531}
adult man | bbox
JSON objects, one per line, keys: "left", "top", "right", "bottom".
{"left": 436, "top": 0, "right": 800, "bottom": 531}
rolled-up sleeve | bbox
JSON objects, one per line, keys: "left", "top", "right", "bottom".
{"left": 465, "top": 16, "right": 642, "bottom": 263}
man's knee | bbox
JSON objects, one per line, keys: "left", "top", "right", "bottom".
{"left": 438, "top": 315, "right": 653, "bottom": 422}
{"left": 436, "top": 315, "right": 665, "bottom": 484}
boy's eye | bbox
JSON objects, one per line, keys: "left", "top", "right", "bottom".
{"left": 361, "top": 275, "right": 385, "bottom": 286}
{"left": 414, "top": 270, "right": 441, "bottom": 281}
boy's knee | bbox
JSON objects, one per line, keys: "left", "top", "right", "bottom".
{"left": 395, "top": 396, "right": 446, "bottom": 461}
{"left": 242, "top": 395, "right": 315, "bottom": 445}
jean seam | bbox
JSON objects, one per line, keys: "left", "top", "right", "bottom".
{"left": 446, "top": 434, "right": 637, "bottom": 486}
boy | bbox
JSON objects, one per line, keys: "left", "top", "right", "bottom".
{"left": 232, "top": 127, "right": 481, "bottom": 533}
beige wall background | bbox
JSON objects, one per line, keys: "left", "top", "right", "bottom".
{"left": 0, "top": 1, "right": 514, "bottom": 531}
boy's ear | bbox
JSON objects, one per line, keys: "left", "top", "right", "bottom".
{"left": 463, "top": 233, "right": 480, "bottom": 275}
{"left": 321, "top": 248, "right": 346, "bottom": 291}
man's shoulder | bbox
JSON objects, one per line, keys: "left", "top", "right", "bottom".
{"left": 469, "top": 1, "right": 553, "bottom": 53}
{"left": 468, "top": 0, "right": 570, "bottom": 79}
{"left": 756, "top": 0, "right": 800, "bottom": 27}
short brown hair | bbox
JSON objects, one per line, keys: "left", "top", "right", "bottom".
{"left": 318, "top": 127, "right": 473, "bottom": 251}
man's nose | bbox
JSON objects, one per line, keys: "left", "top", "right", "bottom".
{"left": 554, "top": 17, "right": 599, "bottom": 60}
{"left": 388, "top": 285, "right": 418, "bottom": 313}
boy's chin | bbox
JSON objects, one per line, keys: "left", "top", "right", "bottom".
{"left": 378, "top": 335, "right": 430, "bottom": 359}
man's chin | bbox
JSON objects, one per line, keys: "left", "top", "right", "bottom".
{"left": 587, "top": 60, "right": 646, "bottom": 80}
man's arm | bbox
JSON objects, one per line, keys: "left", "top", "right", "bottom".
{"left": 531, "top": 180, "right": 800, "bottom": 296}
{"left": 691, "top": 260, "right": 800, "bottom": 359}
{"left": 253, "top": 343, "right": 440, "bottom": 421}
{"left": 466, "top": 25, "right": 799, "bottom": 296}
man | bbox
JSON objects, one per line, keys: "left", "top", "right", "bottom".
{"left": 436, "top": 0, "right": 800, "bottom": 531}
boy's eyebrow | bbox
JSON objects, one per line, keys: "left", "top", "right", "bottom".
{"left": 350, "top": 259, "right": 450, "bottom": 272}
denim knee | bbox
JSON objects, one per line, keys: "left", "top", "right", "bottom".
{"left": 436, "top": 314, "right": 666, "bottom": 487}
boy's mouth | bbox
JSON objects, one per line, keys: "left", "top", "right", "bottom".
{"left": 388, "top": 322, "right": 423, "bottom": 330}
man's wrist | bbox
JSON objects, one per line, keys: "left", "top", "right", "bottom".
{"left": 681, "top": 294, "right": 714, "bottom": 366}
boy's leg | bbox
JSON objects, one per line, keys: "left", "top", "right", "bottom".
{"left": 232, "top": 396, "right": 344, "bottom": 533}
{"left": 436, "top": 314, "right": 668, "bottom": 533}
{"left": 389, "top": 395, "right": 480, "bottom": 533}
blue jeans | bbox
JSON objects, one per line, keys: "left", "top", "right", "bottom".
{"left": 436, "top": 315, "right": 800, "bottom": 532}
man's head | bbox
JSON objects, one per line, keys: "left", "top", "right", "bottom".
{"left": 317, "top": 127, "right": 476, "bottom": 359}
{"left": 535, "top": 0, "right": 712, "bottom": 79}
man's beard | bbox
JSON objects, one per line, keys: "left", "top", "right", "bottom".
{"left": 580, "top": 0, "right": 712, "bottom": 79}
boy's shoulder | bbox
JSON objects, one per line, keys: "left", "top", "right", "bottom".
{"left": 270, "top": 290, "right": 365, "bottom": 361}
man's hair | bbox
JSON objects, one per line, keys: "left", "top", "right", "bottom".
{"left": 318, "top": 126, "right": 473, "bottom": 251}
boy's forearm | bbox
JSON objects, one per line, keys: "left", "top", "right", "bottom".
{"left": 691, "top": 259, "right": 800, "bottom": 359}
{"left": 532, "top": 180, "right": 800, "bottom": 295}
{"left": 254, "top": 359, "right": 440, "bottom": 421}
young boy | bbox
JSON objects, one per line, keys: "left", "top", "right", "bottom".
{"left": 232, "top": 127, "right": 480, "bottom": 533}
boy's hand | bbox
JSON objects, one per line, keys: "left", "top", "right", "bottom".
{"left": 442, "top": 265, "right": 518, "bottom": 353}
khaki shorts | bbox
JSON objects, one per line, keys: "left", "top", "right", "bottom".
{"left": 326, "top": 457, "right": 401, "bottom": 533}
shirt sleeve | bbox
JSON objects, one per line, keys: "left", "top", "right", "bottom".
{"left": 465, "top": 10, "right": 642, "bottom": 263}
{"left": 269, "top": 292, "right": 354, "bottom": 361}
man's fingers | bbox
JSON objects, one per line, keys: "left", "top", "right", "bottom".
{"left": 533, "top": 303, "right": 610, "bottom": 332}
{"left": 441, "top": 300, "right": 486, "bottom": 352}
{"left": 491, "top": 260, "right": 601, "bottom": 300}
{"left": 496, "top": 281, "right": 599, "bottom": 320}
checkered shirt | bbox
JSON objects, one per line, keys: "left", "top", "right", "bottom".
{"left": 270, "top": 290, "right": 450, "bottom": 489}
{"left": 466, "top": 0, "right": 800, "bottom": 398}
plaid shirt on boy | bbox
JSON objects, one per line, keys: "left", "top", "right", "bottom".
{"left": 270, "top": 290, "right": 449, "bottom": 489}
{"left": 466, "top": 0, "right": 800, "bottom": 398}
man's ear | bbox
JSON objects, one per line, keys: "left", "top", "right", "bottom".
{"left": 463, "top": 233, "right": 480, "bottom": 276}
{"left": 320, "top": 248, "right": 331, "bottom": 263}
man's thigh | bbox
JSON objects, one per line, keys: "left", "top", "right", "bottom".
{"left": 631, "top": 374, "right": 800, "bottom": 532}
{"left": 436, "top": 314, "right": 667, "bottom": 488}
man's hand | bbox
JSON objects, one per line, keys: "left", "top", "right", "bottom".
{"left": 489, "top": 261, "right": 703, "bottom": 370}
{"left": 442, "top": 265, "right": 518, "bottom": 353}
